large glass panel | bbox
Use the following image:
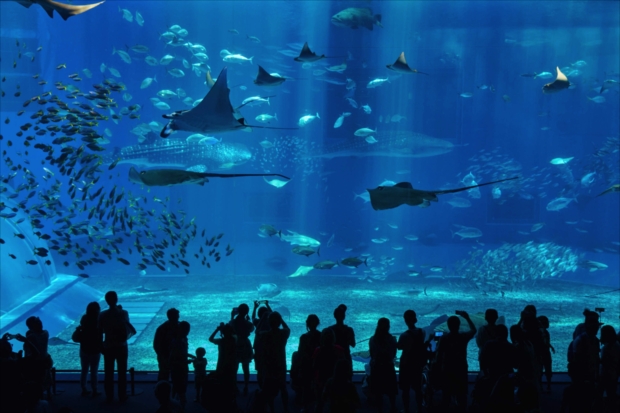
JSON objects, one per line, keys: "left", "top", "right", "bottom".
{"left": 0, "top": 1, "right": 618, "bottom": 374}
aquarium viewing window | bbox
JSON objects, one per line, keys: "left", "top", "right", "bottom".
{"left": 0, "top": 1, "right": 618, "bottom": 376}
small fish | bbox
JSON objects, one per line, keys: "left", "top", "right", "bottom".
{"left": 56, "top": 63, "right": 66, "bottom": 70}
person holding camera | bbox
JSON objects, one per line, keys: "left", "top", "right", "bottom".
{"left": 435, "top": 310, "right": 477, "bottom": 412}
{"left": 208, "top": 321, "right": 238, "bottom": 390}
{"left": 9, "top": 316, "right": 53, "bottom": 400}
{"left": 230, "top": 303, "right": 254, "bottom": 396}
{"left": 258, "top": 311, "right": 291, "bottom": 413}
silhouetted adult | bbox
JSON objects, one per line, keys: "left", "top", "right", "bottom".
{"left": 0, "top": 334, "right": 23, "bottom": 413}
{"left": 259, "top": 311, "right": 291, "bottom": 413}
{"left": 326, "top": 304, "right": 356, "bottom": 379}
{"left": 369, "top": 317, "right": 398, "bottom": 413}
{"left": 397, "top": 310, "right": 427, "bottom": 413}
{"left": 252, "top": 300, "right": 272, "bottom": 387}
{"left": 572, "top": 309, "right": 599, "bottom": 339}
{"left": 230, "top": 303, "right": 255, "bottom": 395}
{"left": 295, "top": 314, "right": 321, "bottom": 412}
{"left": 153, "top": 308, "right": 180, "bottom": 381}
{"left": 480, "top": 324, "right": 514, "bottom": 380}
{"left": 12, "top": 316, "right": 52, "bottom": 399}
{"left": 169, "top": 321, "right": 191, "bottom": 410}
{"left": 78, "top": 301, "right": 103, "bottom": 396}
{"left": 322, "top": 359, "right": 361, "bottom": 413}
{"left": 538, "top": 315, "right": 555, "bottom": 393}
{"left": 208, "top": 322, "right": 237, "bottom": 390}
{"left": 313, "top": 328, "right": 345, "bottom": 413}
{"left": 435, "top": 310, "right": 477, "bottom": 412}
{"left": 599, "top": 325, "right": 619, "bottom": 404}
{"left": 98, "top": 291, "right": 130, "bottom": 402}
{"left": 477, "top": 324, "right": 516, "bottom": 411}
{"left": 475, "top": 309, "right": 500, "bottom": 363}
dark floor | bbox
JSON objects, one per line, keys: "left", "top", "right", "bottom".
{"left": 13, "top": 373, "right": 594, "bottom": 413}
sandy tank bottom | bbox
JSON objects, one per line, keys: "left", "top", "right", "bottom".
{"left": 48, "top": 273, "right": 619, "bottom": 374}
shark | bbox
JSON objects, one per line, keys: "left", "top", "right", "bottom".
{"left": 160, "top": 67, "right": 295, "bottom": 137}
{"left": 386, "top": 52, "right": 429, "bottom": 75}
{"left": 12, "top": 0, "right": 104, "bottom": 20}
{"left": 308, "top": 132, "right": 454, "bottom": 159}
{"left": 104, "top": 139, "right": 252, "bottom": 171}
{"left": 367, "top": 177, "right": 519, "bottom": 210}
{"left": 129, "top": 167, "right": 290, "bottom": 187}
{"left": 254, "top": 65, "right": 287, "bottom": 86}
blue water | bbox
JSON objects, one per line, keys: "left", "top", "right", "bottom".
{"left": 0, "top": 1, "right": 618, "bottom": 371}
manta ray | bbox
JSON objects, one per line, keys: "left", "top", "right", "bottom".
{"left": 542, "top": 67, "right": 570, "bottom": 94}
{"left": 129, "top": 167, "right": 290, "bottom": 187}
{"left": 254, "top": 65, "right": 286, "bottom": 86}
{"left": 367, "top": 177, "right": 519, "bottom": 210}
{"left": 161, "top": 67, "right": 295, "bottom": 137}
{"left": 12, "top": 0, "right": 104, "bottom": 20}
{"left": 386, "top": 52, "right": 429, "bottom": 75}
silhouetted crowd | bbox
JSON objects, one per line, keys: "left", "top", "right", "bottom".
{"left": 1, "top": 291, "right": 618, "bottom": 413}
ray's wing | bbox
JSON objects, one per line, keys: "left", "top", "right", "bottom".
{"left": 40, "top": 0, "right": 105, "bottom": 20}
{"left": 425, "top": 176, "right": 519, "bottom": 196}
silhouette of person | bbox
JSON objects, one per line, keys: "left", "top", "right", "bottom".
{"left": 230, "top": 303, "right": 255, "bottom": 395}
{"left": 169, "top": 321, "right": 191, "bottom": 410}
{"left": 12, "top": 316, "right": 52, "bottom": 400}
{"left": 369, "top": 317, "right": 398, "bottom": 413}
{"left": 154, "top": 308, "right": 180, "bottom": 381}
{"left": 599, "top": 325, "right": 619, "bottom": 405}
{"left": 313, "top": 328, "right": 346, "bottom": 413}
{"left": 326, "top": 304, "right": 356, "bottom": 379}
{"left": 98, "top": 291, "right": 131, "bottom": 402}
{"left": 189, "top": 347, "right": 207, "bottom": 403}
{"left": 0, "top": 334, "right": 24, "bottom": 412}
{"left": 480, "top": 324, "right": 515, "bottom": 380}
{"left": 475, "top": 309, "right": 500, "bottom": 363}
{"left": 259, "top": 311, "right": 291, "bottom": 413}
{"left": 296, "top": 314, "right": 321, "bottom": 412}
{"left": 397, "top": 310, "right": 427, "bottom": 413}
{"left": 252, "top": 300, "right": 272, "bottom": 387}
{"left": 435, "top": 310, "right": 477, "bottom": 411}
{"left": 538, "top": 315, "right": 555, "bottom": 393}
{"left": 78, "top": 301, "right": 103, "bottom": 396}
{"left": 322, "top": 359, "right": 361, "bottom": 413}
{"left": 209, "top": 322, "right": 238, "bottom": 392}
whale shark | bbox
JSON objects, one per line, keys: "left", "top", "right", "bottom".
{"left": 308, "top": 132, "right": 454, "bottom": 159}
{"left": 104, "top": 139, "right": 252, "bottom": 171}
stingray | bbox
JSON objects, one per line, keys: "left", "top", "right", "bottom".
{"left": 160, "top": 67, "right": 295, "bottom": 137}
{"left": 597, "top": 184, "right": 620, "bottom": 197}
{"left": 293, "top": 42, "right": 345, "bottom": 63}
{"left": 542, "top": 66, "right": 570, "bottom": 94}
{"left": 367, "top": 176, "right": 519, "bottom": 211}
{"left": 254, "top": 65, "right": 286, "bottom": 86}
{"left": 129, "top": 167, "right": 290, "bottom": 187}
{"left": 386, "top": 52, "right": 429, "bottom": 75}
{"left": 12, "top": 0, "right": 104, "bottom": 20}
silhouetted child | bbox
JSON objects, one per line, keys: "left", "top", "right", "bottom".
{"left": 538, "top": 315, "right": 555, "bottom": 393}
{"left": 189, "top": 347, "right": 207, "bottom": 402}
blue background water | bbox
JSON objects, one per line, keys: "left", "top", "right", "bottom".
{"left": 0, "top": 0, "right": 618, "bottom": 370}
